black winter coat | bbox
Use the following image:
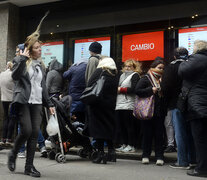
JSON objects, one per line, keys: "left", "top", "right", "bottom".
{"left": 179, "top": 51, "right": 207, "bottom": 120}
{"left": 87, "top": 68, "right": 119, "bottom": 140}
{"left": 161, "top": 59, "right": 184, "bottom": 110}
{"left": 135, "top": 75, "right": 166, "bottom": 118}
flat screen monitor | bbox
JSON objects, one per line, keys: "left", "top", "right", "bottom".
{"left": 41, "top": 41, "right": 64, "bottom": 66}
{"left": 179, "top": 26, "right": 207, "bottom": 55}
{"left": 74, "top": 37, "right": 111, "bottom": 63}
{"left": 122, "top": 31, "right": 164, "bottom": 61}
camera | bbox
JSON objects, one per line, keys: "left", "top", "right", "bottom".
{"left": 18, "top": 43, "right": 25, "bottom": 51}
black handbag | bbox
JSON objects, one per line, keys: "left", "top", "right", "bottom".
{"left": 80, "top": 73, "right": 105, "bottom": 105}
{"left": 177, "top": 86, "right": 190, "bottom": 113}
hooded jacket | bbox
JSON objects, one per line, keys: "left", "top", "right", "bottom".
{"left": 63, "top": 61, "right": 87, "bottom": 101}
{"left": 46, "top": 59, "right": 63, "bottom": 94}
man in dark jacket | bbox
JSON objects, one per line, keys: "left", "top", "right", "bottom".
{"left": 179, "top": 40, "right": 207, "bottom": 177}
{"left": 162, "top": 47, "right": 196, "bottom": 169}
{"left": 63, "top": 60, "right": 87, "bottom": 123}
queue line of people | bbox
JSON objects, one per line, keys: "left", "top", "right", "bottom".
{"left": 0, "top": 39, "right": 207, "bottom": 178}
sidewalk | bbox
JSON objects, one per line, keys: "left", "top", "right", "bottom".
{"left": 0, "top": 144, "right": 177, "bottom": 163}
{"left": 69, "top": 147, "right": 177, "bottom": 163}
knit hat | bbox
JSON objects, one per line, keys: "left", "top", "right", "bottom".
{"left": 97, "top": 57, "right": 117, "bottom": 70}
{"left": 25, "top": 11, "right": 49, "bottom": 51}
{"left": 89, "top": 42, "right": 102, "bottom": 54}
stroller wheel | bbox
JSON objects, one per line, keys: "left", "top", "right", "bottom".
{"left": 90, "top": 151, "right": 98, "bottom": 160}
{"left": 78, "top": 149, "right": 88, "bottom": 158}
{"left": 55, "top": 153, "right": 66, "bottom": 163}
{"left": 48, "top": 150, "right": 56, "bottom": 160}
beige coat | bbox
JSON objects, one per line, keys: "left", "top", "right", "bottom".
{"left": 0, "top": 69, "right": 14, "bottom": 102}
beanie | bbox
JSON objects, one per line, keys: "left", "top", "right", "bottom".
{"left": 89, "top": 42, "right": 102, "bottom": 54}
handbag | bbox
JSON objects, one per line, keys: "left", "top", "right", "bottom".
{"left": 133, "top": 75, "right": 155, "bottom": 120}
{"left": 177, "top": 86, "right": 190, "bottom": 113}
{"left": 80, "top": 72, "right": 105, "bottom": 105}
{"left": 177, "top": 69, "right": 207, "bottom": 113}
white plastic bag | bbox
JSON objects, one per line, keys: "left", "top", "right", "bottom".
{"left": 46, "top": 115, "right": 59, "bottom": 136}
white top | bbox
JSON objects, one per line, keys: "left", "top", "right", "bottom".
{"left": 0, "top": 69, "right": 14, "bottom": 101}
{"left": 28, "top": 60, "right": 43, "bottom": 104}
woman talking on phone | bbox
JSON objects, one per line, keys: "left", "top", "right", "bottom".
{"left": 7, "top": 12, "right": 54, "bottom": 178}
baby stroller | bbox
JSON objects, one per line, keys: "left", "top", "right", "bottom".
{"left": 45, "top": 95, "right": 95, "bottom": 163}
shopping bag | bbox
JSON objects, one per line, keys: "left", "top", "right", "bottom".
{"left": 46, "top": 115, "right": 59, "bottom": 136}
{"left": 133, "top": 95, "right": 155, "bottom": 120}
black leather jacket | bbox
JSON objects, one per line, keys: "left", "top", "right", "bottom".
{"left": 12, "top": 55, "right": 53, "bottom": 108}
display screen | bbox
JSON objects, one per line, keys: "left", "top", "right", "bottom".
{"left": 122, "top": 31, "right": 164, "bottom": 61}
{"left": 41, "top": 41, "right": 64, "bottom": 66}
{"left": 179, "top": 27, "right": 207, "bottom": 55}
{"left": 74, "top": 37, "right": 111, "bottom": 63}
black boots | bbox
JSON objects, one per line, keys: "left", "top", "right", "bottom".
{"left": 107, "top": 149, "right": 116, "bottom": 162}
{"left": 24, "top": 166, "right": 41, "bottom": 178}
{"left": 7, "top": 151, "right": 16, "bottom": 172}
{"left": 92, "top": 151, "right": 107, "bottom": 164}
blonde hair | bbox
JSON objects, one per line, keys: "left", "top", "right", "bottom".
{"left": 26, "top": 41, "right": 46, "bottom": 71}
{"left": 122, "top": 59, "right": 142, "bottom": 74}
{"left": 193, "top": 40, "right": 207, "bottom": 54}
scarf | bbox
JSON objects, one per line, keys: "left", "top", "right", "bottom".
{"left": 148, "top": 68, "right": 163, "bottom": 89}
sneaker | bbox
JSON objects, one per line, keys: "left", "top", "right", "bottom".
{"left": 18, "top": 152, "right": 26, "bottom": 158}
{"left": 169, "top": 162, "right": 190, "bottom": 169}
{"left": 164, "top": 146, "right": 177, "bottom": 153}
{"left": 142, "top": 158, "right": 149, "bottom": 164}
{"left": 156, "top": 159, "right": 164, "bottom": 166}
{"left": 116, "top": 144, "right": 126, "bottom": 152}
{"left": 45, "top": 140, "right": 52, "bottom": 150}
{"left": 121, "top": 145, "right": 135, "bottom": 153}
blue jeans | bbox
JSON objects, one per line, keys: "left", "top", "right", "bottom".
{"left": 172, "top": 109, "right": 196, "bottom": 166}
{"left": 18, "top": 124, "right": 45, "bottom": 153}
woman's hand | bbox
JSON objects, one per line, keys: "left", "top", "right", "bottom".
{"left": 117, "top": 87, "right": 121, "bottom": 93}
{"left": 49, "top": 107, "right": 55, "bottom": 115}
{"left": 20, "top": 47, "right": 30, "bottom": 58}
{"left": 152, "top": 87, "right": 158, "bottom": 94}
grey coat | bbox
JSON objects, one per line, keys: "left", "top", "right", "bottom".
{"left": 12, "top": 55, "right": 53, "bottom": 108}
{"left": 46, "top": 59, "right": 63, "bottom": 94}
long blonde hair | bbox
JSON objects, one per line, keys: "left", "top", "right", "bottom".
{"left": 26, "top": 40, "right": 46, "bottom": 71}
{"left": 122, "top": 59, "right": 142, "bottom": 74}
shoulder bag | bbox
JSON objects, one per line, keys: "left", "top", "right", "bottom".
{"left": 133, "top": 75, "right": 155, "bottom": 120}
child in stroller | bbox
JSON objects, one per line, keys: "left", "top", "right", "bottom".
{"left": 46, "top": 95, "right": 95, "bottom": 162}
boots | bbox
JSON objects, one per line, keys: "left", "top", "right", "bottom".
{"left": 24, "top": 165, "right": 41, "bottom": 177}
{"left": 7, "top": 151, "right": 16, "bottom": 172}
{"left": 107, "top": 149, "right": 116, "bottom": 162}
{"left": 92, "top": 151, "right": 107, "bottom": 164}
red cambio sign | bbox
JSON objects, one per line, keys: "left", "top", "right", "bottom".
{"left": 122, "top": 31, "right": 164, "bottom": 62}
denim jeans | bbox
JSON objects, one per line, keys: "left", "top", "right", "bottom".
{"left": 172, "top": 109, "right": 196, "bottom": 166}
{"left": 18, "top": 125, "right": 45, "bottom": 153}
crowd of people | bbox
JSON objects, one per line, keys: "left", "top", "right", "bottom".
{"left": 0, "top": 31, "right": 207, "bottom": 177}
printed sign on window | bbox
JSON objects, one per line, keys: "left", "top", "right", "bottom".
{"left": 122, "top": 31, "right": 164, "bottom": 61}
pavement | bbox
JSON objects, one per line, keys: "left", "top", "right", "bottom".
{"left": 0, "top": 148, "right": 201, "bottom": 180}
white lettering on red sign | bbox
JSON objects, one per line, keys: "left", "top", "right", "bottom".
{"left": 130, "top": 43, "right": 155, "bottom": 51}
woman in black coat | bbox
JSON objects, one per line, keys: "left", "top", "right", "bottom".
{"left": 87, "top": 57, "right": 118, "bottom": 164}
{"left": 135, "top": 59, "right": 165, "bottom": 166}
{"left": 179, "top": 40, "right": 207, "bottom": 178}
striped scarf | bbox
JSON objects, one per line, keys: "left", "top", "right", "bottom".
{"left": 148, "top": 68, "right": 163, "bottom": 89}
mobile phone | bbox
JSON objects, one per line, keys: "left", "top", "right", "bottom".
{"left": 18, "top": 43, "right": 25, "bottom": 51}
